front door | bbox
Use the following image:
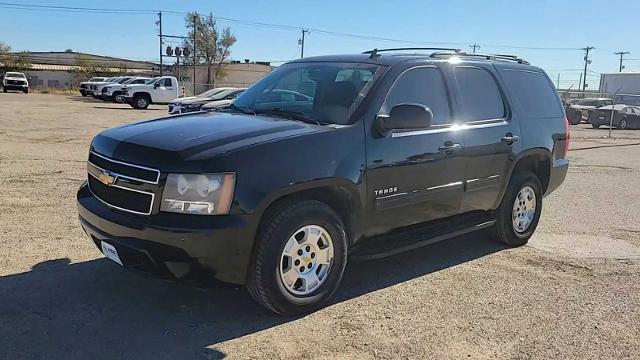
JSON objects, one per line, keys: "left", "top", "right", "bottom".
{"left": 365, "top": 65, "right": 465, "bottom": 235}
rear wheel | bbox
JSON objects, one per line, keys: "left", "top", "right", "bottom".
{"left": 247, "top": 199, "right": 348, "bottom": 315}
{"left": 568, "top": 110, "right": 581, "bottom": 125}
{"left": 132, "top": 94, "right": 150, "bottom": 109}
{"left": 592, "top": 123, "right": 600, "bottom": 129}
{"left": 491, "top": 171, "right": 542, "bottom": 246}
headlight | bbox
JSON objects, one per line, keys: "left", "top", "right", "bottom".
{"left": 160, "top": 173, "right": 235, "bottom": 215}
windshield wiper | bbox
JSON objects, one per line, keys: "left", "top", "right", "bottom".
{"left": 255, "top": 108, "right": 322, "bottom": 126}
{"left": 226, "top": 103, "right": 256, "bottom": 115}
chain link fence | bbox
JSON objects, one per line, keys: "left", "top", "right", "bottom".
{"left": 559, "top": 90, "right": 640, "bottom": 137}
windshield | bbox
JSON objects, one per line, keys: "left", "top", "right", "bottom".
{"left": 198, "top": 88, "right": 225, "bottom": 98}
{"left": 232, "top": 62, "right": 380, "bottom": 125}
{"left": 6, "top": 72, "right": 25, "bottom": 78}
{"left": 117, "top": 78, "right": 131, "bottom": 84}
{"left": 89, "top": 77, "right": 104, "bottom": 82}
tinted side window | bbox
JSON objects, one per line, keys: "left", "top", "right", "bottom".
{"left": 454, "top": 67, "right": 505, "bottom": 121}
{"left": 383, "top": 67, "right": 451, "bottom": 125}
{"left": 501, "top": 69, "right": 563, "bottom": 118}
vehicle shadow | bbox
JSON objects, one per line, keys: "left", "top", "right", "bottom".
{"left": 92, "top": 106, "right": 165, "bottom": 111}
{"left": 0, "top": 231, "right": 505, "bottom": 360}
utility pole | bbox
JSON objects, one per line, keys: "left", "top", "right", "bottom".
{"left": 192, "top": 13, "right": 197, "bottom": 96}
{"left": 614, "top": 51, "right": 630, "bottom": 72}
{"left": 299, "top": 29, "right": 308, "bottom": 58}
{"left": 582, "top": 46, "right": 594, "bottom": 92}
{"left": 557, "top": 73, "right": 560, "bottom": 89}
{"left": 158, "top": 11, "right": 163, "bottom": 76}
{"left": 469, "top": 43, "right": 480, "bottom": 53}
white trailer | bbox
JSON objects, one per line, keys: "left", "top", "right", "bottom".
{"left": 599, "top": 73, "right": 640, "bottom": 105}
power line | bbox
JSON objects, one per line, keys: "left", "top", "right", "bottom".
{"left": 0, "top": 2, "right": 585, "bottom": 52}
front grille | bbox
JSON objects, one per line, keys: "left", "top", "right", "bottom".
{"left": 80, "top": 84, "right": 88, "bottom": 89}
{"left": 87, "top": 152, "right": 160, "bottom": 215}
{"left": 7, "top": 80, "right": 25, "bottom": 85}
{"left": 88, "top": 176, "right": 153, "bottom": 215}
{"left": 89, "top": 152, "right": 159, "bottom": 183}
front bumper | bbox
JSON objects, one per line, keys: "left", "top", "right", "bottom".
{"left": 77, "top": 182, "right": 256, "bottom": 284}
{"left": 3, "top": 84, "right": 28, "bottom": 91}
{"left": 545, "top": 159, "right": 569, "bottom": 196}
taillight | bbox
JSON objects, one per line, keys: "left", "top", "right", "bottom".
{"left": 563, "top": 116, "right": 570, "bottom": 158}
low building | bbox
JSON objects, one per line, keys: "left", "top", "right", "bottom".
{"left": 1, "top": 51, "right": 274, "bottom": 93}
{"left": 4, "top": 51, "right": 159, "bottom": 89}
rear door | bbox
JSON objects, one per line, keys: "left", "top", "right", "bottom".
{"left": 157, "top": 78, "right": 176, "bottom": 103}
{"left": 452, "top": 65, "right": 521, "bottom": 212}
{"left": 365, "top": 64, "right": 465, "bottom": 233}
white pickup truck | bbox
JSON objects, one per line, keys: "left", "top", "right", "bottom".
{"left": 119, "top": 76, "right": 180, "bottom": 109}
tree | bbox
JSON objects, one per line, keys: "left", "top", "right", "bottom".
{"left": 183, "top": 12, "right": 236, "bottom": 88}
{"left": 0, "top": 41, "right": 31, "bottom": 72}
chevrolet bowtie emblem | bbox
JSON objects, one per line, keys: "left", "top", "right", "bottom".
{"left": 98, "top": 170, "right": 116, "bottom": 186}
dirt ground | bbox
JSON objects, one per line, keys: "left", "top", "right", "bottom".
{"left": 1, "top": 93, "right": 639, "bottom": 360}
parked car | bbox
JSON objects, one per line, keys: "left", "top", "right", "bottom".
{"left": 101, "top": 77, "right": 151, "bottom": 102}
{"left": 79, "top": 77, "right": 106, "bottom": 97}
{"left": 171, "top": 87, "right": 246, "bottom": 114}
{"left": 2, "top": 71, "right": 29, "bottom": 93}
{"left": 589, "top": 104, "right": 640, "bottom": 129}
{"left": 77, "top": 49, "right": 568, "bottom": 315}
{"left": 95, "top": 77, "right": 134, "bottom": 99}
{"left": 566, "top": 98, "right": 613, "bottom": 125}
{"left": 90, "top": 77, "right": 121, "bottom": 98}
{"left": 119, "top": 76, "right": 179, "bottom": 109}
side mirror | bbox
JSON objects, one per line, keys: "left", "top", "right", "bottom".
{"left": 376, "top": 104, "right": 433, "bottom": 136}
{"left": 154, "top": 82, "right": 160, "bottom": 88}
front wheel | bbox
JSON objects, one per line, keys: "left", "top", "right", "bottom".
{"left": 592, "top": 123, "right": 600, "bottom": 129}
{"left": 618, "top": 118, "right": 628, "bottom": 130}
{"left": 247, "top": 200, "right": 348, "bottom": 315}
{"left": 23, "top": 88, "right": 28, "bottom": 94}
{"left": 491, "top": 171, "right": 542, "bottom": 246}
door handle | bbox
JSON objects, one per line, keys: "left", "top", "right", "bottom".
{"left": 438, "top": 142, "right": 462, "bottom": 154}
{"left": 501, "top": 133, "right": 520, "bottom": 144}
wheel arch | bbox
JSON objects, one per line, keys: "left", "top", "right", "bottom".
{"left": 253, "top": 178, "right": 364, "bottom": 247}
{"left": 507, "top": 148, "right": 551, "bottom": 196}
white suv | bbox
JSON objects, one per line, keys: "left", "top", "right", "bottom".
{"left": 2, "top": 72, "right": 29, "bottom": 94}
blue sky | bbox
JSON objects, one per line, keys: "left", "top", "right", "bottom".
{"left": 2, "top": 0, "right": 640, "bottom": 89}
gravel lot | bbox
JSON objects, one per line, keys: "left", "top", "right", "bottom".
{"left": 1, "top": 93, "right": 639, "bottom": 359}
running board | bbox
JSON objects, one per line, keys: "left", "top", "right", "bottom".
{"left": 351, "top": 219, "right": 495, "bottom": 261}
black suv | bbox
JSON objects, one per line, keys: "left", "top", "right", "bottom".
{"left": 77, "top": 48, "right": 569, "bottom": 315}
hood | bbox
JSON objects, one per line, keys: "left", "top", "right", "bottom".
{"left": 90, "top": 112, "right": 325, "bottom": 168}
{"left": 202, "top": 99, "right": 233, "bottom": 109}
{"left": 570, "top": 105, "right": 596, "bottom": 110}
{"left": 170, "top": 96, "right": 199, "bottom": 104}
{"left": 5, "top": 76, "right": 26, "bottom": 81}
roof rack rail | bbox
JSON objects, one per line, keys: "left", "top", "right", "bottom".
{"left": 429, "top": 51, "right": 530, "bottom": 65}
{"left": 363, "top": 47, "right": 462, "bottom": 59}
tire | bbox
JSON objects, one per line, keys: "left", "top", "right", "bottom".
{"left": 111, "top": 91, "right": 121, "bottom": 102}
{"left": 568, "top": 110, "right": 581, "bottom": 125}
{"left": 618, "top": 118, "right": 628, "bottom": 130}
{"left": 592, "top": 123, "right": 600, "bottom": 129}
{"left": 23, "top": 88, "right": 28, "bottom": 94}
{"left": 247, "top": 199, "right": 348, "bottom": 315}
{"left": 2, "top": 87, "right": 6, "bottom": 93}
{"left": 81, "top": 92, "right": 88, "bottom": 97}
{"left": 132, "top": 94, "right": 150, "bottom": 109}
{"left": 491, "top": 171, "right": 542, "bottom": 246}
